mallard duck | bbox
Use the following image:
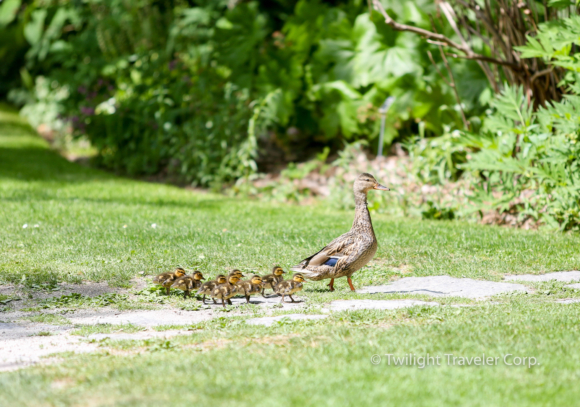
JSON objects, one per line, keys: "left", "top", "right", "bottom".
{"left": 198, "top": 274, "right": 227, "bottom": 304}
{"left": 275, "top": 273, "right": 306, "bottom": 303}
{"left": 211, "top": 274, "right": 242, "bottom": 307}
{"left": 238, "top": 275, "right": 264, "bottom": 303}
{"left": 171, "top": 270, "right": 205, "bottom": 299}
{"left": 291, "top": 173, "right": 390, "bottom": 291}
{"left": 261, "top": 266, "right": 286, "bottom": 297}
{"left": 153, "top": 267, "right": 187, "bottom": 295}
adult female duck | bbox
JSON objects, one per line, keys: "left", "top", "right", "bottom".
{"left": 291, "top": 173, "right": 390, "bottom": 291}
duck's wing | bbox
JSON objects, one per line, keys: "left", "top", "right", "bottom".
{"left": 292, "top": 232, "right": 356, "bottom": 270}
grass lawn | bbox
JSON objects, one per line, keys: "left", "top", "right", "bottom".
{"left": 1, "top": 106, "right": 580, "bottom": 406}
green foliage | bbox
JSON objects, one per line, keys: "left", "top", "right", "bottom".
{"left": 421, "top": 201, "right": 455, "bottom": 221}
{"left": 4, "top": 0, "right": 481, "bottom": 186}
{"left": 38, "top": 293, "right": 128, "bottom": 309}
{"left": 404, "top": 15, "right": 580, "bottom": 230}
{"left": 517, "top": 15, "right": 580, "bottom": 75}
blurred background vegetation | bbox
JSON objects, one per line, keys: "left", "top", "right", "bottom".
{"left": 1, "top": 0, "right": 580, "bottom": 230}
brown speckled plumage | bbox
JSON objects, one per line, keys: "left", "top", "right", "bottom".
{"left": 153, "top": 267, "right": 187, "bottom": 295}
{"left": 171, "top": 271, "right": 205, "bottom": 298}
{"left": 238, "top": 275, "right": 263, "bottom": 303}
{"left": 291, "top": 173, "right": 389, "bottom": 291}
{"left": 275, "top": 274, "right": 306, "bottom": 303}
{"left": 211, "top": 275, "right": 242, "bottom": 307}
{"left": 261, "top": 266, "right": 286, "bottom": 296}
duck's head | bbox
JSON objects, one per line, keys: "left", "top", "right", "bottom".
{"left": 192, "top": 271, "right": 205, "bottom": 281}
{"left": 228, "top": 275, "right": 241, "bottom": 284}
{"left": 272, "top": 266, "right": 286, "bottom": 276}
{"left": 292, "top": 273, "right": 306, "bottom": 283}
{"left": 251, "top": 275, "right": 263, "bottom": 285}
{"left": 174, "top": 268, "right": 187, "bottom": 277}
{"left": 215, "top": 274, "right": 227, "bottom": 284}
{"left": 230, "top": 269, "right": 245, "bottom": 278}
{"left": 354, "top": 173, "right": 390, "bottom": 194}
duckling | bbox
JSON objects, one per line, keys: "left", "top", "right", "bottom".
{"left": 153, "top": 267, "right": 187, "bottom": 295}
{"left": 261, "top": 266, "right": 286, "bottom": 297}
{"left": 171, "top": 270, "right": 205, "bottom": 299}
{"left": 238, "top": 275, "right": 264, "bottom": 303}
{"left": 274, "top": 273, "right": 306, "bottom": 303}
{"left": 229, "top": 269, "right": 246, "bottom": 295}
{"left": 211, "top": 274, "right": 242, "bottom": 307}
{"left": 198, "top": 274, "right": 227, "bottom": 304}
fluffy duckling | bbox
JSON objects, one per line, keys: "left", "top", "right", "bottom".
{"left": 153, "top": 267, "right": 187, "bottom": 295}
{"left": 211, "top": 274, "right": 242, "bottom": 307}
{"left": 229, "top": 269, "right": 246, "bottom": 295}
{"left": 198, "top": 274, "right": 227, "bottom": 304}
{"left": 261, "top": 266, "right": 286, "bottom": 297}
{"left": 274, "top": 273, "right": 306, "bottom": 303}
{"left": 238, "top": 275, "right": 264, "bottom": 303}
{"left": 171, "top": 270, "right": 205, "bottom": 299}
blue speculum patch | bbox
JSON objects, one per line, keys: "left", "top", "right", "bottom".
{"left": 324, "top": 258, "right": 338, "bottom": 267}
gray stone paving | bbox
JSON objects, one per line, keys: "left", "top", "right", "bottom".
{"left": 245, "top": 314, "right": 328, "bottom": 327}
{"left": 357, "top": 276, "right": 528, "bottom": 298}
{"left": 328, "top": 299, "right": 439, "bottom": 311}
{"left": 504, "top": 271, "right": 580, "bottom": 282}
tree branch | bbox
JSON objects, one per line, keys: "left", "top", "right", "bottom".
{"left": 446, "top": 52, "right": 520, "bottom": 67}
{"left": 371, "top": 0, "right": 520, "bottom": 69}
{"left": 530, "top": 67, "right": 552, "bottom": 83}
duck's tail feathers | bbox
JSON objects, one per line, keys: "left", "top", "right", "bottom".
{"left": 290, "top": 265, "right": 307, "bottom": 273}
{"left": 292, "top": 268, "right": 318, "bottom": 279}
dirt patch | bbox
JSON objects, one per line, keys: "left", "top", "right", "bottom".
{"left": 1, "top": 281, "right": 122, "bottom": 312}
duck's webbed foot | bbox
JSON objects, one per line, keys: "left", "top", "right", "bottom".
{"left": 347, "top": 276, "right": 356, "bottom": 291}
{"left": 327, "top": 278, "right": 335, "bottom": 292}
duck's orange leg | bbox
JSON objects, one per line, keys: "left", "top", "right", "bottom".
{"left": 328, "top": 278, "right": 335, "bottom": 292}
{"left": 347, "top": 277, "right": 356, "bottom": 291}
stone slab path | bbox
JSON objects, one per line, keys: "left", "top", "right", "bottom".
{"left": 246, "top": 314, "right": 328, "bottom": 327}
{"left": 87, "top": 330, "right": 189, "bottom": 341}
{"left": 68, "top": 310, "right": 215, "bottom": 327}
{"left": 357, "top": 276, "right": 528, "bottom": 298}
{"left": 504, "top": 271, "right": 580, "bottom": 282}
{"left": 0, "top": 332, "right": 98, "bottom": 372}
{"left": 4, "top": 271, "right": 580, "bottom": 372}
{"left": 0, "top": 328, "right": 191, "bottom": 372}
{"left": 555, "top": 299, "right": 580, "bottom": 304}
{"left": 328, "top": 299, "right": 439, "bottom": 311}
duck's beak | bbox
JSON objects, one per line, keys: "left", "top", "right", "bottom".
{"left": 374, "top": 183, "right": 390, "bottom": 191}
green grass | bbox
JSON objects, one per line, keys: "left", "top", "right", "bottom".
{"left": 3, "top": 301, "right": 580, "bottom": 406}
{"left": 19, "top": 313, "right": 70, "bottom": 325}
{"left": 71, "top": 323, "right": 145, "bottom": 337}
{"left": 2, "top": 107, "right": 580, "bottom": 406}
{"left": 2, "top": 108, "right": 580, "bottom": 291}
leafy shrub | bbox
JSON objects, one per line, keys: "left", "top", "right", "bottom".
{"left": 5, "top": 0, "right": 481, "bottom": 186}
{"left": 408, "top": 15, "right": 580, "bottom": 230}
{"left": 464, "top": 85, "right": 580, "bottom": 230}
